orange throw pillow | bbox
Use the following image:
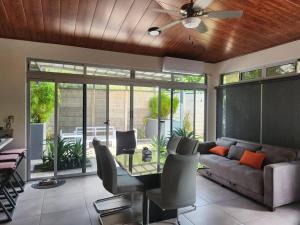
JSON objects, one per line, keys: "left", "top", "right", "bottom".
{"left": 209, "top": 146, "right": 229, "bottom": 156}
{"left": 240, "top": 150, "right": 266, "bottom": 169}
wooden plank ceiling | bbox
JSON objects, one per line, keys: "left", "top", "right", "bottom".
{"left": 0, "top": 0, "right": 299, "bottom": 63}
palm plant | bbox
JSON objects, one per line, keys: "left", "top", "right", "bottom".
{"left": 151, "top": 135, "right": 168, "bottom": 161}
{"left": 173, "top": 127, "right": 195, "bottom": 138}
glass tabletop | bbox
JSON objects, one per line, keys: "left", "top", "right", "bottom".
{"left": 115, "top": 149, "right": 166, "bottom": 176}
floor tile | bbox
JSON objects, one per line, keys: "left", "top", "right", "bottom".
{"left": 184, "top": 204, "right": 243, "bottom": 225}
{"left": 4, "top": 216, "right": 40, "bottom": 225}
{"left": 42, "top": 193, "right": 86, "bottom": 214}
{"left": 214, "top": 197, "right": 272, "bottom": 223}
{"left": 13, "top": 198, "right": 43, "bottom": 220}
{"left": 40, "top": 208, "right": 91, "bottom": 225}
{"left": 244, "top": 213, "right": 298, "bottom": 225}
{"left": 44, "top": 179, "right": 82, "bottom": 197}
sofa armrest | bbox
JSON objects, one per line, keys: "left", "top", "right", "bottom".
{"left": 264, "top": 161, "right": 300, "bottom": 209}
{"left": 197, "top": 141, "right": 216, "bottom": 154}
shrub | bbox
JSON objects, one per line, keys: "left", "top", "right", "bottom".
{"left": 149, "top": 93, "right": 179, "bottom": 119}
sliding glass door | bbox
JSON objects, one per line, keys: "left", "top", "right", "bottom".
{"left": 29, "top": 81, "right": 55, "bottom": 179}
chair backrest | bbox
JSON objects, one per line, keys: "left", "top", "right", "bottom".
{"left": 92, "top": 138, "right": 103, "bottom": 180}
{"left": 161, "top": 153, "right": 199, "bottom": 209}
{"left": 97, "top": 143, "right": 118, "bottom": 194}
{"left": 166, "top": 134, "right": 182, "bottom": 154}
{"left": 116, "top": 130, "right": 136, "bottom": 155}
{"left": 176, "top": 137, "right": 199, "bottom": 155}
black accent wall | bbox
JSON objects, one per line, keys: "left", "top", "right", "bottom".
{"left": 217, "top": 76, "right": 300, "bottom": 148}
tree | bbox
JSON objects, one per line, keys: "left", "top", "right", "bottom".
{"left": 30, "top": 82, "right": 55, "bottom": 123}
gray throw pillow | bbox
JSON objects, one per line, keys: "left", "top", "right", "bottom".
{"left": 227, "top": 145, "right": 246, "bottom": 160}
{"left": 262, "top": 146, "right": 297, "bottom": 165}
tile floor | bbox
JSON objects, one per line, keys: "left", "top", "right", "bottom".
{"left": 3, "top": 175, "right": 300, "bottom": 225}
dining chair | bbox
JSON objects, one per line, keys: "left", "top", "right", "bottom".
{"left": 166, "top": 134, "right": 182, "bottom": 155}
{"left": 146, "top": 153, "right": 199, "bottom": 225}
{"left": 176, "top": 137, "right": 199, "bottom": 155}
{"left": 116, "top": 130, "right": 136, "bottom": 155}
{"left": 92, "top": 138, "right": 128, "bottom": 213}
{"left": 95, "top": 141, "right": 144, "bottom": 223}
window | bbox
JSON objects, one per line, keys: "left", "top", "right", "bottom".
{"left": 297, "top": 60, "right": 300, "bottom": 73}
{"left": 241, "top": 69, "right": 262, "bottom": 81}
{"left": 135, "top": 71, "right": 172, "bottom": 81}
{"left": 86, "top": 66, "right": 130, "bottom": 78}
{"left": 266, "top": 63, "right": 296, "bottom": 77}
{"left": 222, "top": 72, "right": 240, "bottom": 84}
{"left": 29, "top": 60, "right": 84, "bottom": 74}
{"left": 174, "top": 74, "right": 206, "bottom": 83}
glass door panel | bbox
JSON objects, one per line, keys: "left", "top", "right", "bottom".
{"left": 195, "top": 90, "right": 205, "bottom": 141}
{"left": 29, "top": 81, "right": 55, "bottom": 179}
{"left": 57, "top": 83, "right": 83, "bottom": 176}
{"left": 172, "top": 89, "right": 195, "bottom": 137}
{"left": 86, "top": 84, "right": 107, "bottom": 173}
{"left": 108, "top": 85, "right": 130, "bottom": 155}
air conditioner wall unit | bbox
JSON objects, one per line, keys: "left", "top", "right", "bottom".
{"left": 162, "top": 57, "right": 204, "bottom": 75}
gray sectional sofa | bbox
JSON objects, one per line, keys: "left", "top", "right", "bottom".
{"left": 197, "top": 137, "right": 300, "bottom": 210}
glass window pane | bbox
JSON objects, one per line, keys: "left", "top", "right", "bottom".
{"left": 135, "top": 71, "right": 172, "bottom": 81}
{"left": 174, "top": 74, "right": 206, "bottom": 83}
{"left": 86, "top": 66, "right": 130, "bottom": 78}
{"left": 241, "top": 69, "right": 262, "bottom": 81}
{"left": 297, "top": 60, "right": 300, "bottom": 73}
{"left": 29, "top": 60, "right": 84, "bottom": 74}
{"left": 195, "top": 90, "right": 205, "bottom": 142}
{"left": 266, "top": 63, "right": 295, "bottom": 77}
{"left": 222, "top": 72, "right": 240, "bottom": 84}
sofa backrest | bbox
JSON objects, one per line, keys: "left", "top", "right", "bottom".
{"left": 219, "top": 137, "right": 300, "bottom": 164}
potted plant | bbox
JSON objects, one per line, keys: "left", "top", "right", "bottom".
{"left": 145, "top": 93, "right": 179, "bottom": 138}
{"left": 30, "top": 82, "right": 55, "bottom": 160}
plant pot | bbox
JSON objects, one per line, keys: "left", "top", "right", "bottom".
{"left": 145, "top": 118, "right": 166, "bottom": 138}
{"left": 30, "top": 123, "right": 46, "bottom": 160}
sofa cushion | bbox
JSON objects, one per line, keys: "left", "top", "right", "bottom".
{"left": 236, "top": 142, "right": 261, "bottom": 151}
{"left": 199, "top": 154, "right": 239, "bottom": 178}
{"left": 228, "top": 145, "right": 247, "bottom": 160}
{"left": 261, "top": 145, "right": 298, "bottom": 164}
{"left": 240, "top": 150, "right": 266, "bottom": 170}
{"left": 216, "top": 138, "right": 236, "bottom": 148}
{"left": 228, "top": 164, "right": 264, "bottom": 194}
{"left": 209, "top": 146, "right": 229, "bottom": 156}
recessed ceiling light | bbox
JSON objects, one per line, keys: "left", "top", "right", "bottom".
{"left": 148, "top": 27, "right": 161, "bottom": 36}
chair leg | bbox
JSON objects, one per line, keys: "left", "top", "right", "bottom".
{"left": 146, "top": 197, "right": 150, "bottom": 225}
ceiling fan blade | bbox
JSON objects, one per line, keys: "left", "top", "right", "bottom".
{"left": 150, "top": 8, "right": 181, "bottom": 16}
{"left": 207, "top": 10, "right": 243, "bottom": 19}
{"left": 193, "top": 0, "right": 214, "bottom": 9}
{"left": 159, "top": 20, "right": 182, "bottom": 31}
{"left": 195, "top": 20, "right": 208, "bottom": 33}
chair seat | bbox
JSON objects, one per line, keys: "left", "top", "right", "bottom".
{"left": 0, "top": 162, "right": 16, "bottom": 170}
{"left": 147, "top": 188, "right": 195, "bottom": 210}
{"left": 117, "top": 167, "right": 128, "bottom": 176}
{"left": 0, "top": 149, "right": 26, "bottom": 155}
{"left": 0, "top": 154, "right": 19, "bottom": 162}
{"left": 117, "top": 175, "right": 144, "bottom": 193}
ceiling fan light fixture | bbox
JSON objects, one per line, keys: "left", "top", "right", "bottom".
{"left": 182, "top": 17, "right": 201, "bottom": 29}
{"left": 148, "top": 27, "right": 161, "bottom": 36}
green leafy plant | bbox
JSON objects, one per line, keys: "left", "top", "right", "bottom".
{"left": 149, "top": 93, "right": 179, "bottom": 119}
{"left": 30, "top": 82, "right": 55, "bottom": 123}
{"left": 39, "top": 136, "right": 84, "bottom": 171}
{"left": 150, "top": 135, "right": 168, "bottom": 160}
{"left": 173, "top": 127, "right": 194, "bottom": 138}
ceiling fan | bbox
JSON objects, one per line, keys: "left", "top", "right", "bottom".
{"left": 147, "top": 0, "right": 243, "bottom": 36}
